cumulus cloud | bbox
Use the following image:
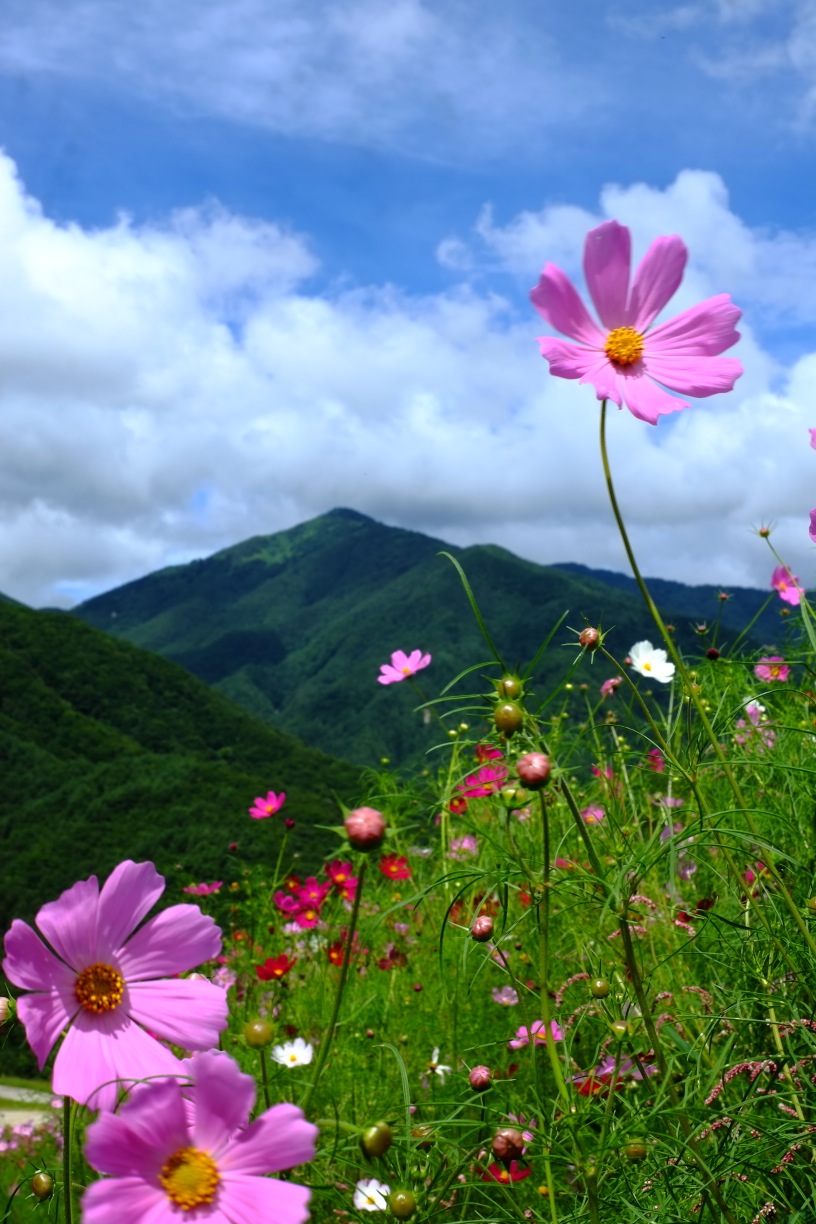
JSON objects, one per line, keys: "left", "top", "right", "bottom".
{"left": 1, "top": 153, "right": 815, "bottom": 607}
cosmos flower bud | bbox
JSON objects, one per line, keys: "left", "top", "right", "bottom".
{"left": 388, "top": 1189, "right": 418, "bottom": 1219}
{"left": 470, "top": 915, "right": 494, "bottom": 942}
{"left": 516, "top": 752, "right": 551, "bottom": 790}
{"left": 579, "top": 627, "right": 600, "bottom": 651}
{"left": 0, "top": 997, "right": 13, "bottom": 1024}
{"left": 243, "top": 1018, "right": 274, "bottom": 1048}
{"left": 492, "top": 1128, "right": 525, "bottom": 1164}
{"left": 493, "top": 702, "right": 524, "bottom": 736}
{"left": 469, "top": 1065, "right": 493, "bottom": 1092}
{"left": 31, "top": 1173, "right": 54, "bottom": 1201}
{"left": 345, "top": 807, "right": 387, "bottom": 851}
{"left": 361, "top": 1121, "right": 393, "bottom": 1158}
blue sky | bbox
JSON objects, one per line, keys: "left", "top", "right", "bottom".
{"left": 1, "top": 0, "right": 815, "bottom": 605}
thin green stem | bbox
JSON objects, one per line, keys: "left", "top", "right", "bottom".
{"left": 301, "top": 858, "right": 367, "bottom": 1115}
{"left": 62, "top": 1096, "right": 74, "bottom": 1224}
{"left": 259, "top": 1047, "right": 271, "bottom": 1112}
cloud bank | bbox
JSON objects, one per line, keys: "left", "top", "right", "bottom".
{"left": 1, "top": 153, "right": 815, "bottom": 606}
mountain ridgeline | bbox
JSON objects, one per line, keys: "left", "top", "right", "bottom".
{"left": 71, "top": 509, "right": 785, "bottom": 765}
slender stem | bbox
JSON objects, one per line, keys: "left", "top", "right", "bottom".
{"left": 62, "top": 1096, "right": 74, "bottom": 1224}
{"left": 301, "top": 859, "right": 367, "bottom": 1115}
{"left": 259, "top": 1047, "right": 271, "bottom": 1112}
{"left": 599, "top": 400, "right": 816, "bottom": 967}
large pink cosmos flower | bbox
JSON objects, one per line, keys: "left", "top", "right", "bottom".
{"left": 754, "top": 656, "right": 790, "bottom": 683}
{"left": 530, "top": 220, "right": 742, "bottom": 424}
{"left": 83, "top": 1049, "right": 317, "bottom": 1223}
{"left": 2, "top": 861, "right": 227, "bottom": 1111}
{"left": 377, "top": 649, "right": 431, "bottom": 685}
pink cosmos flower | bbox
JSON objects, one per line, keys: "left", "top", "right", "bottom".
{"left": 531, "top": 220, "right": 742, "bottom": 424}
{"left": 581, "top": 804, "right": 605, "bottom": 824}
{"left": 82, "top": 1049, "right": 317, "bottom": 1223}
{"left": 491, "top": 986, "right": 519, "bottom": 1006}
{"left": 770, "top": 565, "right": 802, "bottom": 606}
{"left": 509, "top": 1020, "right": 564, "bottom": 1049}
{"left": 377, "top": 649, "right": 431, "bottom": 685}
{"left": 248, "top": 791, "right": 286, "bottom": 820}
{"left": 754, "top": 656, "right": 790, "bottom": 683}
{"left": 182, "top": 882, "right": 223, "bottom": 896}
{"left": 600, "top": 676, "right": 623, "bottom": 699}
{"left": 2, "top": 861, "right": 227, "bottom": 1111}
{"left": 457, "top": 764, "right": 509, "bottom": 798}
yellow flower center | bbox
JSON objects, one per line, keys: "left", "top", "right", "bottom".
{"left": 604, "top": 326, "right": 644, "bottom": 366}
{"left": 159, "top": 1147, "right": 220, "bottom": 1211}
{"left": 74, "top": 963, "right": 125, "bottom": 1014}
{"left": 641, "top": 661, "right": 652, "bottom": 671}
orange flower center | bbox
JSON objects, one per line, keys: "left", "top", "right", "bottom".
{"left": 159, "top": 1147, "right": 220, "bottom": 1210}
{"left": 605, "top": 326, "right": 644, "bottom": 366}
{"left": 74, "top": 963, "right": 125, "bottom": 1014}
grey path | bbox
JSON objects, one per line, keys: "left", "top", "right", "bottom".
{"left": 0, "top": 1085, "right": 56, "bottom": 1129}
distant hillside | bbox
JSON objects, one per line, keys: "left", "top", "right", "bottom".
{"left": 0, "top": 600, "right": 361, "bottom": 933}
{"left": 71, "top": 510, "right": 782, "bottom": 765}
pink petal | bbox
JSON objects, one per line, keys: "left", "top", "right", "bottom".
{"left": 127, "top": 979, "right": 228, "bottom": 1050}
{"left": 615, "top": 370, "right": 689, "bottom": 424}
{"left": 3, "top": 918, "right": 76, "bottom": 992}
{"left": 378, "top": 665, "right": 403, "bottom": 684}
{"left": 390, "top": 650, "right": 410, "bottom": 669}
{"left": 810, "top": 428, "right": 816, "bottom": 450}
{"left": 536, "top": 339, "right": 622, "bottom": 405}
{"left": 646, "top": 295, "right": 742, "bottom": 357}
{"left": 187, "top": 1051, "right": 256, "bottom": 1153}
{"left": 583, "top": 220, "right": 631, "bottom": 330}
{"left": 810, "top": 509, "right": 816, "bottom": 543}
{"left": 118, "top": 904, "right": 222, "bottom": 979}
{"left": 96, "top": 861, "right": 166, "bottom": 958}
{"left": 16, "top": 987, "right": 77, "bottom": 1069}
{"left": 84, "top": 1080, "right": 188, "bottom": 1177}
{"left": 641, "top": 354, "right": 743, "bottom": 398}
{"left": 221, "top": 1103, "right": 318, "bottom": 1176}
{"left": 531, "top": 265, "right": 605, "bottom": 346}
{"left": 219, "top": 1174, "right": 312, "bottom": 1224}
{"left": 35, "top": 875, "right": 100, "bottom": 970}
{"left": 53, "top": 1008, "right": 183, "bottom": 1110}
{"left": 626, "top": 235, "right": 687, "bottom": 331}
{"left": 82, "top": 1178, "right": 171, "bottom": 1224}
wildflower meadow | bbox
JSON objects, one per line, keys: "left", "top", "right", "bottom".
{"left": 4, "top": 220, "right": 816, "bottom": 1224}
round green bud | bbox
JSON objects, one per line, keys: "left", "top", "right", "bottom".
{"left": 589, "top": 978, "right": 610, "bottom": 999}
{"left": 31, "top": 1173, "right": 54, "bottom": 1200}
{"left": 493, "top": 701, "right": 524, "bottom": 735}
{"left": 497, "top": 675, "right": 523, "bottom": 700}
{"left": 361, "top": 1121, "right": 394, "bottom": 1159}
{"left": 623, "top": 1140, "right": 648, "bottom": 1161}
{"left": 389, "top": 1190, "right": 418, "bottom": 1219}
{"left": 243, "top": 1018, "right": 274, "bottom": 1048}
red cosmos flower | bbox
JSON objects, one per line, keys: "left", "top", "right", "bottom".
{"left": 284, "top": 874, "right": 301, "bottom": 892}
{"left": 380, "top": 854, "right": 412, "bottom": 881}
{"left": 327, "top": 940, "right": 345, "bottom": 966}
{"left": 325, "top": 860, "right": 354, "bottom": 885}
{"left": 480, "top": 1161, "right": 531, "bottom": 1183}
{"left": 335, "top": 879, "right": 358, "bottom": 903}
{"left": 376, "top": 944, "right": 408, "bottom": 971}
{"left": 448, "top": 796, "right": 468, "bottom": 815}
{"left": 256, "top": 953, "right": 296, "bottom": 982}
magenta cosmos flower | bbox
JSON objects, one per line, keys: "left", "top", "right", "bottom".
{"left": 249, "top": 790, "right": 286, "bottom": 820}
{"left": 754, "top": 656, "right": 791, "bottom": 682}
{"left": 771, "top": 565, "right": 802, "bottom": 606}
{"left": 2, "top": 861, "right": 227, "bottom": 1111}
{"left": 82, "top": 1049, "right": 317, "bottom": 1223}
{"left": 377, "top": 648, "right": 431, "bottom": 684}
{"left": 530, "top": 220, "right": 742, "bottom": 424}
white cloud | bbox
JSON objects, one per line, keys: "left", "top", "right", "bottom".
{"left": 1, "top": 153, "right": 815, "bottom": 607}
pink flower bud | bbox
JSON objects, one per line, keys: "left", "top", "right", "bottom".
{"left": 579, "top": 627, "right": 600, "bottom": 651}
{"left": 470, "top": 915, "right": 494, "bottom": 942}
{"left": 516, "top": 752, "right": 551, "bottom": 790}
{"left": 345, "top": 806, "right": 387, "bottom": 851}
{"left": 469, "top": 1065, "right": 492, "bottom": 1092}
{"left": 492, "top": 1128, "right": 525, "bottom": 1164}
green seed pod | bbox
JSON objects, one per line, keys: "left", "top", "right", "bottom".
{"left": 389, "top": 1189, "right": 418, "bottom": 1219}
{"left": 609, "top": 1019, "right": 628, "bottom": 1040}
{"left": 623, "top": 1140, "right": 648, "bottom": 1161}
{"left": 493, "top": 702, "right": 524, "bottom": 736}
{"left": 361, "top": 1121, "right": 394, "bottom": 1159}
{"left": 589, "top": 978, "right": 610, "bottom": 999}
{"left": 243, "top": 1019, "right": 274, "bottom": 1048}
{"left": 497, "top": 675, "right": 523, "bottom": 700}
{"left": 31, "top": 1173, "right": 54, "bottom": 1200}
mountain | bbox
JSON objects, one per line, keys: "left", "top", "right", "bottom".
{"left": 0, "top": 599, "right": 361, "bottom": 934}
{"left": 71, "top": 510, "right": 782, "bottom": 765}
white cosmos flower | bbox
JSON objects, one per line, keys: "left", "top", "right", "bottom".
{"left": 271, "top": 1037, "right": 314, "bottom": 1067}
{"left": 428, "top": 1046, "right": 453, "bottom": 1083}
{"left": 629, "top": 641, "right": 675, "bottom": 684}
{"left": 353, "top": 1178, "right": 391, "bottom": 1211}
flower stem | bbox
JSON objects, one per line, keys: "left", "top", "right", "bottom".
{"left": 259, "top": 1046, "right": 271, "bottom": 1112}
{"left": 598, "top": 400, "right": 816, "bottom": 968}
{"left": 301, "top": 858, "right": 367, "bottom": 1115}
{"left": 62, "top": 1096, "right": 74, "bottom": 1224}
